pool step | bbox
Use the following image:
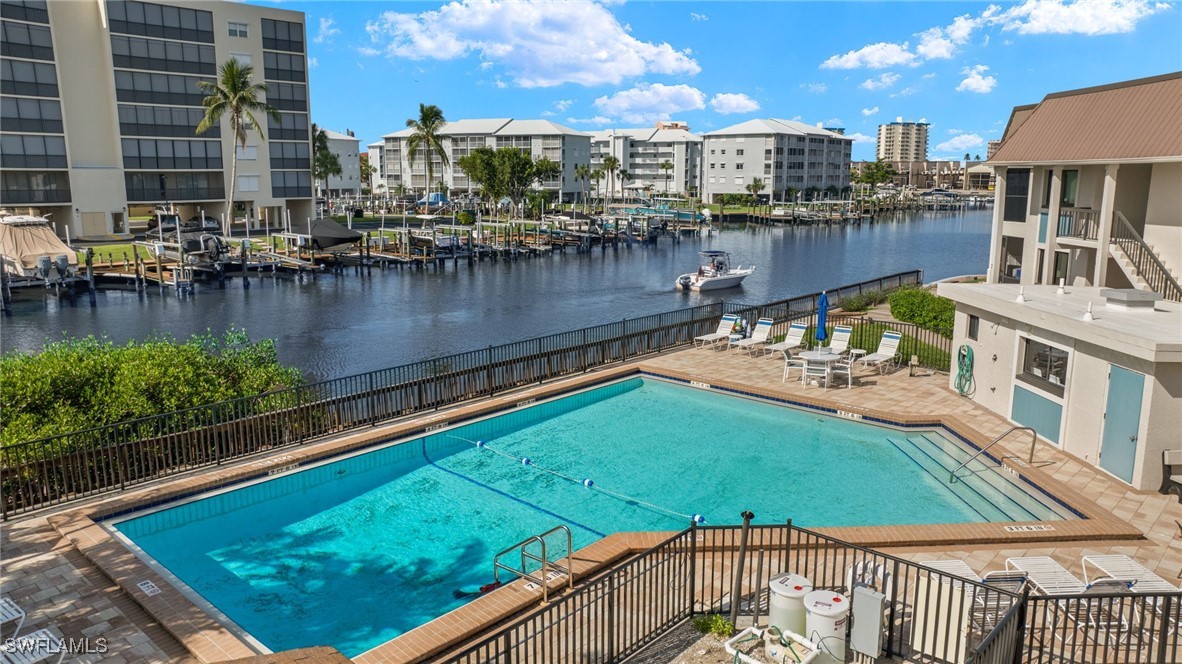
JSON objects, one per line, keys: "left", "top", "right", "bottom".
{"left": 886, "top": 437, "right": 1014, "bottom": 522}
{"left": 905, "top": 434, "right": 1056, "bottom": 522}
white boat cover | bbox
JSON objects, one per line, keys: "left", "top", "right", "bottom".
{"left": 0, "top": 216, "right": 78, "bottom": 271}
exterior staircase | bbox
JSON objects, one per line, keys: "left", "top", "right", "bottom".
{"left": 1110, "top": 211, "right": 1182, "bottom": 302}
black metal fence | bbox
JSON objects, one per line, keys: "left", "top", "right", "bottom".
{"left": 0, "top": 271, "right": 926, "bottom": 518}
{"left": 446, "top": 522, "right": 1182, "bottom": 664}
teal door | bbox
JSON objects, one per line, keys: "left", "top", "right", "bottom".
{"left": 1099, "top": 365, "right": 1145, "bottom": 483}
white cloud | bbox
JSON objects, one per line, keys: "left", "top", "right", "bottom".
{"left": 821, "top": 42, "right": 917, "bottom": 69}
{"left": 540, "top": 110, "right": 555, "bottom": 117}
{"left": 709, "top": 92, "right": 760, "bottom": 114}
{"left": 479, "top": 60, "right": 494, "bottom": 70}
{"left": 846, "top": 132, "right": 874, "bottom": 144}
{"left": 314, "top": 17, "right": 340, "bottom": 44}
{"left": 308, "top": 56, "right": 319, "bottom": 68}
{"left": 593, "top": 83, "right": 706, "bottom": 123}
{"left": 893, "top": 86, "right": 919, "bottom": 97}
{"left": 935, "top": 133, "right": 986, "bottom": 152}
{"left": 957, "top": 65, "right": 997, "bottom": 93}
{"left": 690, "top": 12, "right": 708, "bottom": 21}
{"left": 555, "top": 99, "right": 573, "bottom": 112}
{"left": 996, "top": 0, "right": 1171, "bottom": 35}
{"left": 800, "top": 82, "right": 828, "bottom": 94}
{"left": 363, "top": 0, "right": 700, "bottom": 88}
{"left": 922, "top": 72, "right": 937, "bottom": 79}
{"left": 566, "top": 115, "right": 615, "bottom": 125}
{"left": 948, "top": 128, "right": 964, "bottom": 134}
{"left": 824, "top": 117, "right": 843, "bottom": 126}
{"left": 861, "top": 106, "right": 879, "bottom": 116}
{"left": 859, "top": 72, "right": 901, "bottom": 90}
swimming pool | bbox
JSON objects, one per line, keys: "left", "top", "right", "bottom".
{"left": 109, "top": 377, "right": 1073, "bottom": 656}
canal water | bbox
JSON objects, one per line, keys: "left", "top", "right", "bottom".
{"left": 1, "top": 209, "right": 990, "bottom": 380}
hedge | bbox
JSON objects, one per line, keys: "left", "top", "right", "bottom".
{"left": 888, "top": 288, "right": 955, "bottom": 338}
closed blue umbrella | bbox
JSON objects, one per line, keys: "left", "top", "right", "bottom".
{"left": 815, "top": 291, "right": 829, "bottom": 347}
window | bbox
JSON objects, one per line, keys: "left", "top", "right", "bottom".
{"left": 1, "top": 96, "right": 61, "bottom": 133}
{"left": 1, "top": 57, "right": 57, "bottom": 97}
{"left": 1060, "top": 170, "right": 1078, "bottom": 207}
{"left": 1, "top": 1, "right": 51, "bottom": 24}
{"left": 1019, "top": 338, "right": 1068, "bottom": 395}
{"left": 236, "top": 145, "right": 257, "bottom": 160}
{"left": 229, "top": 52, "right": 251, "bottom": 66}
{"left": 0, "top": 133, "right": 66, "bottom": 168}
{"left": 968, "top": 315, "right": 979, "bottom": 341}
{"left": 237, "top": 174, "right": 259, "bottom": 192}
{"left": 709, "top": 163, "right": 714, "bottom": 169}
{"left": 118, "top": 104, "right": 217, "bottom": 138}
{"left": 709, "top": 149, "right": 715, "bottom": 155}
{"left": 736, "top": 149, "right": 744, "bottom": 156}
{"left": 719, "top": 163, "right": 725, "bottom": 169}
{"left": 1002, "top": 168, "right": 1030, "bottom": 222}
{"left": 263, "top": 50, "right": 305, "bottom": 82}
{"left": 1040, "top": 169, "right": 1053, "bottom": 209}
{"left": 733, "top": 177, "right": 743, "bottom": 185}
{"left": 113, "top": 70, "right": 211, "bottom": 106}
{"left": 1052, "top": 251, "right": 1069, "bottom": 286}
{"left": 228, "top": 21, "right": 248, "bottom": 37}
{"left": 720, "top": 149, "right": 726, "bottom": 154}
{"left": 2, "top": 170, "right": 71, "bottom": 204}
{"left": 261, "top": 18, "right": 304, "bottom": 53}
{"left": 1, "top": 20, "right": 54, "bottom": 60}
{"left": 107, "top": 1, "right": 213, "bottom": 43}
{"left": 109, "top": 35, "right": 215, "bottom": 75}
{"left": 1036, "top": 248, "right": 1045, "bottom": 283}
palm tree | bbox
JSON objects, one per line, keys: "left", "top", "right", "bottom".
{"left": 575, "top": 164, "right": 590, "bottom": 214}
{"left": 660, "top": 160, "right": 673, "bottom": 194}
{"left": 618, "top": 169, "right": 632, "bottom": 199}
{"left": 601, "top": 155, "right": 620, "bottom": 204}
{"left": 197, "top": 59, "right": 277, "bottom": 227}
{"left": 590, "top": 168, "right": 604, "bottom": 212}
{"left": 405, "top": 103, "right": 449, "bottom": 200}
{"left": 745, "top": 178, "right": 766, "bottom": 212}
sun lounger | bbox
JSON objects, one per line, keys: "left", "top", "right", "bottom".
{"left": 1005, "top": 556, "right": 1088, "bottom": 595}
{"left": 765, "top": 322, "right": 807, "bottom": 356}
{"left": 1, "top": 628, "right": 65, "bottom": 664}
{"left": 694, "top": 314, "right": 738, "bottom": 349}
{"left": 0, "top": 597, "right": 25, "bottom": 638}
{"left": 859, "top": 331, "right": 902, "bottom": 373}
{"left": 1008, "top": 557, "right": 1134, "bottom": 648}
{"left": 1082, "top": 555, "right": 1177, "bottom": 593}
{"left": 730, "top": 318, "right": 774, "bottom": 355}
{"left": 823, "top": 325, "right": 853, "bottom": 357}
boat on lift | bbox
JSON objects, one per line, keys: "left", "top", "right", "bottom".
{"left": 675, "top": 250, "right": 755, "bottom": 291}
{"left": 0, "top": 210, "right": 77, "bottom": 284}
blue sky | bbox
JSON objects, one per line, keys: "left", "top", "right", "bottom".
{"left": 257, "top": 0, "right": 1180, "bottom": 160}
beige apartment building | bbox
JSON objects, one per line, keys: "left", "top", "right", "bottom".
{"left": 590, "top": 122, "right": 702, "bottom": 198}
{"left": 701, "top": 119, "right": 852, "bottom": 203}
{"left": 1, "top": 0, "right": 313, "bottom": 240}
{"left": 876, "top": 118, "right": 929, "bottom": 162}
{"left": 380, "top": 118, "right": 591, "bottom": 203}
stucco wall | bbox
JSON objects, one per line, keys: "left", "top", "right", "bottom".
{"left": 1144, "top": 162, "right": 1182, "bottom": 276}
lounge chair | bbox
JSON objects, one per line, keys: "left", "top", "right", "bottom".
{"left": 730, "top": 318, "right": 774, "bottom": 355}
{"left": 694, "top": 314, "right": 738, "bottom": 349}
{"left": 2, "top": 628, "right": 65, "bottom": 664}
{"left": 765, "top": 322, "right": 807, "bottom": 356}
{"left": 1162, "top": 450, "right": 1182, "bottom": 500}
{"left": 1, "top": 597, "right": 25, "bottom": 638}
{"left": 782, "top": 350, "right": 805, "bottom": 382}
{"left": 859, "top": 331, "right": 902, "bottom": 374}
{"left": 1007, "top": 557, "right": 1133, "bottom": 648}
{"left": 823, "top": 324, "right": 853, "bottom": 357}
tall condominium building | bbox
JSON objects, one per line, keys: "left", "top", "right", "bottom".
{"left": 319, "top": 128, "right": 359, "bottom": 198}
{"left": 380, "top": 118, "right": 590, "bottom": 202}
{"left": 701, "top": 119, "right": 852, "bottom": 202}
{"left": 986, "top": 139, "right": 1002, "bottom": 160}
{"left": 589, "top": 123, "right": 702, "bottom": 197}
{"left": 0, "top": 0, "right": 313, "bottom": 239}
{"left": 366, "top": 140, "right": 383, "bottom": 194}
{"left": 876, "top": 118, "right": 930, "bottom": 162}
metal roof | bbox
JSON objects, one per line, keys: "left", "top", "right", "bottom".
{"left": 495, "top": 119, "right": 590, "bottom": 137}
{"left": 991, "top": 72, "right": 1182, "bottom": 164}
{"left": 321, "top": 129, "right": 358, "bottom": 142}
{"left": 704, "top": 118, "right": 852, "bottom": 140}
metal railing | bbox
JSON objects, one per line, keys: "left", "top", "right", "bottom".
{"left": 0, "top": 270, "right": 924, "bottom": 518}
{"left": 950, "top": 426, "right": 1037, "bottom": 483}
{"left": 1057, "top": 207, "right": 1100, "bottom": 240}
{"left": 1112, "top": 211, "right": 1182, "bottom": 302}
{"left": 1023, "top": 591, "right": 1182, "bottom": 663}
{"left": 493, "top": 525, "right": 574, "bottom": 604}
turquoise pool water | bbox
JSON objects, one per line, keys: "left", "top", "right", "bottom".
{"left": 111, "top": 377, "right": 1071, "bottom": 656}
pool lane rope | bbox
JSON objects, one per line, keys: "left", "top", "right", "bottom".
{"left": 448, "top": 435, "right": 705, "bottom": 524}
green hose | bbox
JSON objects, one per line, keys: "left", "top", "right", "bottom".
{"left": 955, "top": 345, "right": 975, "bottom": 396}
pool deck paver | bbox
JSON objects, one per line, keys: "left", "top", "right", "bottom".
{"left": 1, "top": 347, "right": 1180, "bottom": 663}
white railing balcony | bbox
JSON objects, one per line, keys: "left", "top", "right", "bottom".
{"left": 1057, "top": 207, "right": 1100, "bottom": 241}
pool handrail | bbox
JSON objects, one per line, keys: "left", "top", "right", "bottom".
{"left": 492, "top": 524, "right": 574, "bottom": 604}
{"left": 949, "top": 426, "right": 1037, "bottom": 484}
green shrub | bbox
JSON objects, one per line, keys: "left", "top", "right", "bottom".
{"left": 0, "top": 329, "right": 302, "bottom": 446}
{"left": 457, "top": 211, "right": 475, "bottom": 225}
{"left": 692, "top": 613, "right": 734, "bottom": 638}
{"left": 888, "top": 288, "right": 955, "bottom": 337}
{"left": 836, "top": 288, "right": 894, "bottom": 312}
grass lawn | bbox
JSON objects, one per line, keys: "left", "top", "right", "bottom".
{"left": 777, "top": 320, "right": 951, "bottom": 371}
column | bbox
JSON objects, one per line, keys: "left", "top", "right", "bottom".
{"left": 1043, "top": 168, "right": 1063, "bottom": 285}
{"left": 986, "top": 166, "right": 1006, "bottom": 283}
{"left": 1095, "top": 164, "right": 1120, "bottom": 287}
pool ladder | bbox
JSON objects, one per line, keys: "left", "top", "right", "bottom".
{"left": 949, "top": 426, "right": 1037, "bottom": 484}
{"left": 492, "top": 525, "right": 574, "bottom": 604}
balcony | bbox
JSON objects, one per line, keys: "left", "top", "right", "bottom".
{"left": 125, "top": 186, "right": 224, "bottom": 202}
{"left": 1, "top": 188, "right": 71, "bottom": 204}
{"left": 1057, "top": 207, "right": 1099, "bottom": 241}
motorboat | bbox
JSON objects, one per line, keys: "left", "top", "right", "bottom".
{"left": 675, "top": 250, "right": 755, "bottom": 291}
{"left": 0, "top": 211, "right": 77, "bottom": 283}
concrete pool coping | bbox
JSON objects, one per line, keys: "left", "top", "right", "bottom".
{"left": 43, "top": 359, "right": 1143, "bottom": 663}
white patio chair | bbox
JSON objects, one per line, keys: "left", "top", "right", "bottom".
{"left": 802, "top": 359, "right": 830, "bottom": 388}
{"left": 860, "top": 330, "right": 903, "bottom": 374}
{"left": 694, "top": 314, "right": 738, "bottom": 349}
{"left": 782, "top": 350, "right": 806, "bottom": 382}
{"left": 830, "top": 355, "right": 855, "bottom": 389}
{"left": 765, "top": 322, "right": 808, "bottom": 357}
{"left": 731, "top": 318, "right": 774, "bottom": 355}
{"left": 824, "top": 324, "right": 854, "bottom": 357}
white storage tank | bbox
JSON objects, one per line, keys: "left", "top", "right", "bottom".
{"left": 804, "top": 590, "right": 850, "bottom": 663}
{"left": 768, "top": 573, "right": 812, "bottom": 636}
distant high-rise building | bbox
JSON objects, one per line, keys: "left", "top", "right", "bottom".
{"left": 876, "top": 118, "right": 929, "bottom": 162}
{"left": 986, "top": 140, "right": 1002, "bottom": 160}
